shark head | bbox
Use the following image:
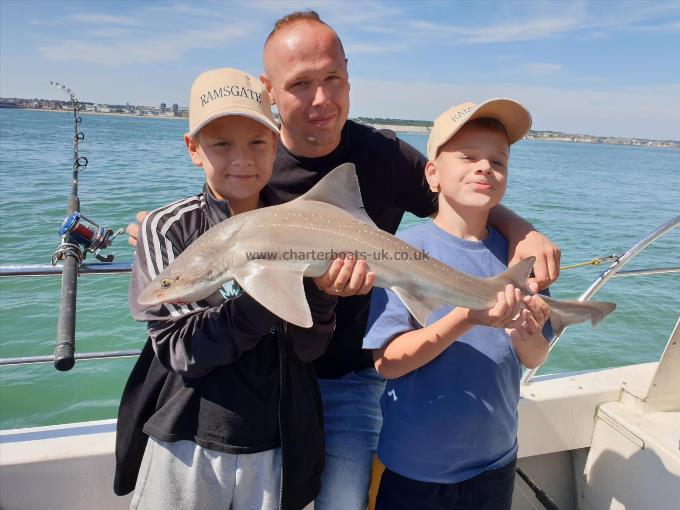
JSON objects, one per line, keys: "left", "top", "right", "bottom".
{"left": 137, "top": 221, "right": 243, "bottom": 307}
{"left": 137, "top": 250, "right": 228, "bottom": 307}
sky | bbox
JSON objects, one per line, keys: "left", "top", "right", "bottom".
{"left": 1, "top": 0, "right": 679, "bottom": 140}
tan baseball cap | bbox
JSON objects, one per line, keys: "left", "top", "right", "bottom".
{"left": 427, "top": 98, "right": 531, "bottom": 160}
{"left": 188, "top": 67, "right": 279, "bottom": 137}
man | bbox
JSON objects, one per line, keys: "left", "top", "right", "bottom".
{"left": 128, "top": 10, "right": 560, "bottom": 510}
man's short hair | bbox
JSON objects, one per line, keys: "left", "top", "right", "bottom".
{"left": 264, "top": 10, "right": 344, "bottom": 53}
{"left": 266, "top": 10, "right": 322, "bottom": 43}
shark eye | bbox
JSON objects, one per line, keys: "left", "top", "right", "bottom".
{"left": 160, "top": 278, "right": 173, "bottom": 289}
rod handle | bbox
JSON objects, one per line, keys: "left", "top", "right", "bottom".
{"left": 54, "top": 256, "right": 78, "bottom": 371}
{"left": 54, "top": 343, "right": 75, "bottom": 371}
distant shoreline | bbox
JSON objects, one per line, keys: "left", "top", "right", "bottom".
{"left": 14, "top": 107, "right": 187, "bottom": 121}
{"left": 356, "top": 121, "right": 678, "bottom": 149}
{"left": 6, "top": 107, "right": 678, "bottom": 149}
{"left": 85, "top": 111, "right": 186, "bottom": 121}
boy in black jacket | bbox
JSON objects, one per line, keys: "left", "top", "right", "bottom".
{"left": 115, "top": 67, "right": 337, "bottom": 510}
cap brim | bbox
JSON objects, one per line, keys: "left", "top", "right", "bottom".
{"left": 189, "top": 107, "right": 279, "bottom": 137}
{"left": 430, "top": 98, "right": 532, "bottom": 160}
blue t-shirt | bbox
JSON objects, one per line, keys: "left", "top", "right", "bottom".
{"left": 363, "top": 221, "right": 548, "bottom": 484}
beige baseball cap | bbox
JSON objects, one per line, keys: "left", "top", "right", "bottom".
{"left": 188, "top": 67, "right": 279, "bottom": 137}
{"left": 427, "top": 98, "right": 532, "bottom": 160}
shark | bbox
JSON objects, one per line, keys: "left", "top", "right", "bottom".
{"left": 138, "top": 163, "right": 615, "bottom": 334}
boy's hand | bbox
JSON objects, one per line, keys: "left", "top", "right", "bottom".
{"left": 505, "top": 281, "right": 550, "bottom": 342}
{"left": 506, "top": 293, "right": 550, "bottom": 343}
{"left": 505, "top": 285, "right": 551, "bottom": 368}
{"left": 126, "top": 211, "right": 148, "bottom": 247}
{"left": 466, "top": 284, "right": 522, "bottom": 328}
{"left": 314, "top": 255, "right": 376, "bottom": 297}
{"left": 508, "top": 230, "right": 561, "bottom": 291}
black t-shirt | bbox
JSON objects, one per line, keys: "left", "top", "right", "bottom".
{"left": 269, "top": 120, "right": 436, "bottom": 378}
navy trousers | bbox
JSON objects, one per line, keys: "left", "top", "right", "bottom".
{"left": 375, "top": 457, "right": 517, "bottom": 510}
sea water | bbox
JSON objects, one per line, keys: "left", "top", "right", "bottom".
{"left": 0, "top": 109, "right": 678, "bottom": 428}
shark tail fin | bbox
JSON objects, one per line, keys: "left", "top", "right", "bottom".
{"left": 488, "top": 257, "right": 535, "bottom": 292}
{"left": 392, "top": 286, "right": 448, "bottom": 327}
{"left": 542, "top": 296, "right": 617, "bottom": 338}
{"left": 294, "top": 163, "right": 377, "bottom": 227}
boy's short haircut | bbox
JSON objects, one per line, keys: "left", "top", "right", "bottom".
{"left": 427, "top": 98, "right": 531, "bottom": 160}
{"left": 465, "top": 118, "right": 510, "bottom": 143}
{"left": 188, "top": 67, "right": 279, "bottom": 138}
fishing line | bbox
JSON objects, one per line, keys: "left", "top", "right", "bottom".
{"left": 560, "top": 254, "right": 620, "bottom": 271}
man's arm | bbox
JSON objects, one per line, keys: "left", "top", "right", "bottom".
{"left": 488, "top": 205, "right": 561, "bottom": 290}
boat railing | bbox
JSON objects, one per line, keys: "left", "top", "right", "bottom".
{"left": 522, "top": 214, "right": 680, "bottom": 384}
{"left": 0, "top": 262, "right": 137, "bottom": 366}
{"left": 1, "top": 215, "right": 678, "bottom": 370}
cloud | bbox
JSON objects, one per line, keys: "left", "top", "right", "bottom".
{"left": 345, "top": 42, "right": 402, "bottom": 55}
{"left": 143, "top": 2, "right": 238, "bottom": 21}
{"left": 633, "top": 19, "right": 680, "bottom": 32}
{"left": 85, "top": 28, "right": 132, "bottom": 38}
{"left": 240, "top": 0, "right": 403, "bottom": 25}
{"left": 350, "top": 0, "right": 680, "bottom": 46}
{"left": 28, "top": 18, "right": 65, "bottom": 27}
{"left": 31, "top": 2, "right": 270, "bottom": 66}
{"left": 67, "top": 14, "right": 139, "bottom": 25}
{"left": 404, "top": 15, "right": 585, "bottom": 44}
{"left": 38, "top": 26, "right": 249, "bottom": 65}
{"left": 358, "top": 1, "right": 588, "bottom": 44}
{"left": 521, "top": 62, "right": 563, "bottom": 76}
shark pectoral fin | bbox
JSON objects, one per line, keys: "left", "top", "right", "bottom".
{"left": 232, "top": 261, "right": 313, "bottom": 328}
{"left": 489, "top": 257, "right": 535, "bottom": 291}
{"left": 294, "top": 163, "right": 377, "bottom": 227}
{"left": 392, "top": 286, "right": 447, "bottom": 327}
{"left": 548, "top": 313, "right": 566, "bottom": 340}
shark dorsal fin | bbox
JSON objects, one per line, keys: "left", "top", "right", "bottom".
{"left": 488, "top": 257, "right": 535, "bottom": 292}
{"left": 295, "top": 163, "right": 376, "bottom": 226}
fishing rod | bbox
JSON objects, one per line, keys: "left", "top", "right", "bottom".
{"left": 516, "top": 467, "right": 560, "bottom": 509}
{"left": 49, "top": 82, "right": 122, "bottom": 372}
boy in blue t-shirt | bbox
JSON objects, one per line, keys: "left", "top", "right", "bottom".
{"left": 363, "top": 99, "right": 552, "bottom": 510}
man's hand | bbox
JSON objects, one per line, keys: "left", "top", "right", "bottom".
{"left": 465, "top": 284, "right": 523, "bottom": 328}
{"left": 508, "top": 230, "right": 561, "bottom": 290}
{"left": 126, "top": 211, "right": 148, "bottom": 247}
{"left": 314, "top": 255, "right": 376, "bottom": 297}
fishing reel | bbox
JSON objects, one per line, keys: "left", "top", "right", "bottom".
{"left": 53, "top": 212, "right": 123, "bottom": 264}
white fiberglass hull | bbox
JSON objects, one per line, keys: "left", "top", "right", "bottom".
{"left": 2, "top": 360, "right": 679, "bottom": 510}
